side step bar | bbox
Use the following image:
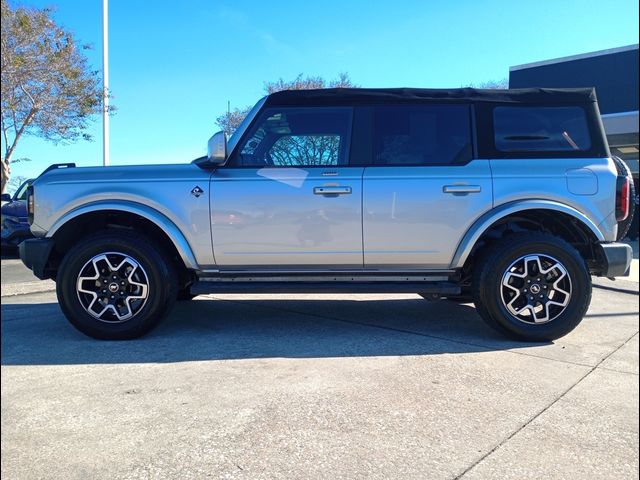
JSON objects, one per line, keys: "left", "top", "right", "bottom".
{"left": 190, "top": 281, "right": 461, "bottom": 295}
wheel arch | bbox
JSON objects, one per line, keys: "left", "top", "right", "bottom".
{"left": 47, "top": 201, "right": 199, "bottom": 271}
{"left": 451, "top": 200, "right": 605, "bottom": 270}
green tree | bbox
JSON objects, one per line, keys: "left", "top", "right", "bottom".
{"left": 216, "top": 73, "right": 356, "bottom": 136}
{"left": 1, "top": 0, "right": 106, "bottom": 192}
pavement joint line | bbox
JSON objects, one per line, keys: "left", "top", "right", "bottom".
{"left": 598, "top": 366, "right": 639, "bottom": 376}
{"left": 453, "top": 329, "right": 640, "bottom": 480}
{"left": 206, "top": 295, "right": 606, "bottom": 370}
{"left": 593, "top": 284, "right": 639, "bottom": 295}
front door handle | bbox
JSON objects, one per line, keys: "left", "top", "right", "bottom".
{"left": 314, "top": 186, "right": 352, "bottom": 196}
{"left": 443, "top": 185, "right": 481, "bottom": 194}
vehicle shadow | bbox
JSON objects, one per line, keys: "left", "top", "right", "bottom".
{"left": 1, "top": 297, "right": 548, "bottom": 366}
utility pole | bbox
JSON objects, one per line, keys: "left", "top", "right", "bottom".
{"left": 102, "top": 0, "right": 110, "bottom": 166}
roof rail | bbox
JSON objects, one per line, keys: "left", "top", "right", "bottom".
{"left": 40, "top": 163, "right": 76, "bottom": 175}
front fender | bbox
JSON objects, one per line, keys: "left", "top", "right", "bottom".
{"left": 450, "top": 200, "right": 606, "bottom": 269}
{"left": 47, "top": 200, "right": 199, "bottom": 270}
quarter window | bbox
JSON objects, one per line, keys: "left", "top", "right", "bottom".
{"left": 373, "top": 105, "right": 472, "bottom": 165}
{"left": 234, "top": 107, "right": 351, "bottom": 167}
{"left": 493, "top": 106, "right": 591, "bottom": 152}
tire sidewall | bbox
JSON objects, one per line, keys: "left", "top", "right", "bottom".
{"left": 57, "top": 233, "right": 175, "bottom": 339}
{"left": 477, "top": 238, "right": 591, "bottom": 340}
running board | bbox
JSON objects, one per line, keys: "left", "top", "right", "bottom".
{"left": 190, "top": 281, "right": 461, "bottom": 295}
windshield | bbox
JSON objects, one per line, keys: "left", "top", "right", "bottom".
{"left": 14, "top": 179, "right": 33, "bottom": 201}
{"left": 227, "top": 97, "right": 267, "bottom": 155}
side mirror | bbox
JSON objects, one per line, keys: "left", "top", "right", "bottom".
{"left": 1, "top": 193, "right": 11, "bottom": 202}
{"left": 207, "top": 131, "right": 228, "bottom": 165}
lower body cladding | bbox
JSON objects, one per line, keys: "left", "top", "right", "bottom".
{"left": 190, "top": 273, "right": 460, "bottom": 295}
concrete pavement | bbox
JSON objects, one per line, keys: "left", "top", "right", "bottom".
{"left": 2, "top": 284, "right": 638, "bottom": 479}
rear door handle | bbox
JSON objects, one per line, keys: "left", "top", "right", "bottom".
{"left": 443, "top": 185, "right": 481, "bottom": 194}
{"left": 313, "top": 186, "right": 352, "bottom": 195}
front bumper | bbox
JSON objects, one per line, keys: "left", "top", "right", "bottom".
{"left": 19, "top": 237, "right": 55, "bottom": 280}
{"left": 597, "top": 242, "right": 633, "bottom": 277}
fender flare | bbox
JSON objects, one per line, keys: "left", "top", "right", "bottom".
{"left": 450, "top": 200, "right": 605, "bottom": 269}
{"left": 47, "top": 200, "right": 199, "bottom": 270}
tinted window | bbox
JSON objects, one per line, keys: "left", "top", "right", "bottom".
{"left": 494, "top": 106, "right": 591, "bottom": 152}
{"left": 234, "top": 107, "right": 351, "bottom": 167}
{"left": 373, "top": 105, "right": 472, "bottom": 165}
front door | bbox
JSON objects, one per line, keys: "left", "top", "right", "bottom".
{"left": 210, "top": 106, "right": 364, "bottom": 269}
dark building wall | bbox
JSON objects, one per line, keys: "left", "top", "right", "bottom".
{"left": 509, "top": 48, "right": 639, "bottom": 115}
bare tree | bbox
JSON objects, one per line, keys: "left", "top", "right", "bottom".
{"left": 215, "top": 106, "right": 253, "bottom": 137}
{"left": 216, "top": 73, "right": 356, "bottom": 135}
{"left": 6, "top": 174, "right": 27, "bottom": 193}
{"left": 465, "top": 78, "right": 510, "bottom": 89}
{"left": 1, "top": 0, "right": 107, "bottom": 192}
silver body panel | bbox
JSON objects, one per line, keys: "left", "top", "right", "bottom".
{"left": 489, "top": 157, "right": 618, "bottom": 241}
{"left": 362, "top": 160, "right": 493, "bottom": 269}
{"left": 31, "top": 157, "right": 619, "bottom": 274}
{"left": 209, "top": 167, "right": 364, "bottom": 268}
{"left": 32, "top": 164, "right": 214, "bottom": 269}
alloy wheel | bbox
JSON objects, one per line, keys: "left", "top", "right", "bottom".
{"left": 76, "top": 252, "right": 149, "bottom": 323}
{"left": 500, "top": 254, "right": 572, "bottom": 324}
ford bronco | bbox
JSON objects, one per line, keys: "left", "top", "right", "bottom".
{"left": 19, "top": 87, "right": 634, "bottom": 340}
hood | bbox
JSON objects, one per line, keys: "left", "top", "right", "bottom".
{"left": 1, "top": 199, "right": 27, "bottom": 219}
{"left": 34, "top": 163, "right": 205, "bottom": 187}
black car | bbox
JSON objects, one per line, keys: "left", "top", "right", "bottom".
{"left": 1, "top": 178, "right": 34, "bottom": 249}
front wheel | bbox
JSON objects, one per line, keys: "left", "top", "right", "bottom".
{"left": 472, "top": 233, "right": 591, "bottom": 341}
{"left": 56, "top": 231, "right": 178, "bottom": 339}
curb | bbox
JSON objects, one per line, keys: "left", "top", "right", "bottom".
{"left": 1, "top": 281, "right": 56, "bottom": 297}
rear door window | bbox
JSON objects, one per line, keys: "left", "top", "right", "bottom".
{"left": 373, "top": 105, "right": 473, "bottom": 166}
{"left": 493, "top": 106, "right": 591, "bottom": 152}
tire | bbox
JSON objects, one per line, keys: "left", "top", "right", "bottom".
{"left": 56, "top": 230, "right": 178, "bottom": 340}
{"left": 611, "top": 156, "right": 636, "bottom": 241}
{"left": 472, "top": 232, "right": 591, "bottom": 341}
{"left": 627, "top": 200, "right": 640, "bottom": 240}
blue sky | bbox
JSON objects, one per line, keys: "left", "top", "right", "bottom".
{"left": 6, "top": 0, "right": 640, "bottom": 185}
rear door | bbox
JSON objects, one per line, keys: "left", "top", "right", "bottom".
{"left": 210, "top": 106, "right": 364, "bottom": 269}
{"left": 362, "top": 104, "right": 493, "bottom": 269}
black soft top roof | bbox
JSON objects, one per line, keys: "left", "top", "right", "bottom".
{"left": 264, "top": 87, "right": 598, "bottom": 107}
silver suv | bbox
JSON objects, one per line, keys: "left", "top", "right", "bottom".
{"left": 19, "top": 87, "right": 634, "bottom": 341}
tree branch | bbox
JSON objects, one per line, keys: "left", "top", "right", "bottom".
{"left": 4, "top": 107, "right": 36, "bottom": 164}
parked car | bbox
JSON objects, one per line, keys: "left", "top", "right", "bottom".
{"left": 1, "top": 178, "right": 35, "bottom": 249}
{"left": 19, "top": 87, "right": 633, "bottom": 341}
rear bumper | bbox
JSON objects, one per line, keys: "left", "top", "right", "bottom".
{"left": 19, "top": 237, "right": 55, "bottom": 280}
{"left": 597, "top": 242, "right": 633, "bottom": 277}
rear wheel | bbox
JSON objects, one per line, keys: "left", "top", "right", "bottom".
{"left": 472, "top": 233, "right": 591, "bottom": 341}
{"left": 56, "top": 231, "right": 178, "bottom": 339}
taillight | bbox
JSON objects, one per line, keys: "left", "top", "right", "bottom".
{"left": 615, "top": 176, "right": 630, "bottom": 221}
{"left": 27, "top": 185, "right": 34, "bottom": 225}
